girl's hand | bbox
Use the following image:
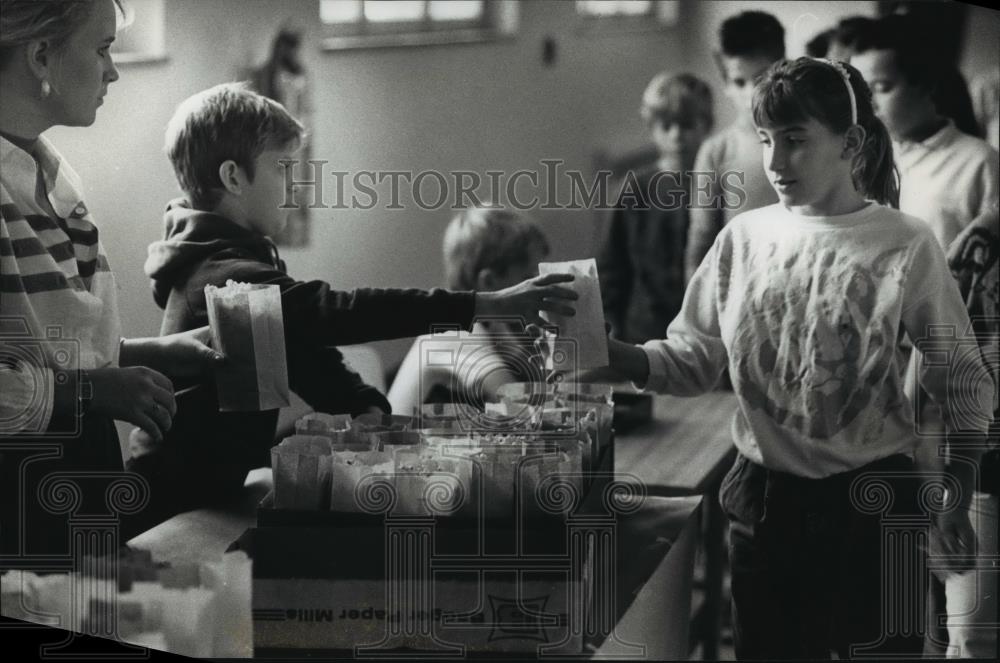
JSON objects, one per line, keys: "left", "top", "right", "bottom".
{"left": 87, "top": 367, "right": 177, "bottom": 442}
{"left": 474, "top": 274, "right": 578, "bottom": 326}
{"left": 525, "top": 321, "right": 633, "bottom": 384}
{"left": 929, "top": 508, "right": 976, "bottom": 578}
{"left": 121, "top": 327, "right": 225, "bottom": 379}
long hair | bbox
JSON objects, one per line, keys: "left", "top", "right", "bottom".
{"left": 752, "top": 57, "right": 900, "bottom": 208}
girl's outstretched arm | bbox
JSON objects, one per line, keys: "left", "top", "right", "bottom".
{"left": 632, "top": 237, "right": 729, "bottom": 396}
{"left": 608, "top": 338, "right": 651, "bottom": 386}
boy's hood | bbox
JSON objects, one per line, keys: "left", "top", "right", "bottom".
{"left": 145, "top": 198, "right": 276, "bottom": 308}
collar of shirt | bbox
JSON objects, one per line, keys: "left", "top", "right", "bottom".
{"left": 1, "top": 134, "right": 89, "bottom": 221}
{"left": 893, "top": 118, "right": 959, "bottom": 157}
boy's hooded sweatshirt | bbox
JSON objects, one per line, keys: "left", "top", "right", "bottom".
{"left": 129, "top": 200, "right": 476, "bottom": 521}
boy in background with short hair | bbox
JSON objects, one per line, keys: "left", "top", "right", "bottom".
{"left": 684, "top": 10, "right": 782, "bottom": 282}
{"left": 598, "top": 71, "right": 713, "bottom": 343}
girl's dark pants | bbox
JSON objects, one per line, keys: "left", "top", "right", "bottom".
{"left": 720, "top": 452, "right": 927, "bottom": 659}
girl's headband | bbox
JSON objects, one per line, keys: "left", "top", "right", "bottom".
{"left": 815, "top": 58, "right": 858, "bottom": 125}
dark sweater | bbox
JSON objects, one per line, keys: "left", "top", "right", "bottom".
{"left": 125, "top": 200, "right": 477, "bottom": 523}
{"left": 597, "top": 165, "right": 690, "bottom": 344}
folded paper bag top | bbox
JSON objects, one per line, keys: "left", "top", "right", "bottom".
{"left": 538, "top": 259, "right": 609, "bottom": 370}
{"left": 204, "top": 280, "right": 290, "bottom": 412}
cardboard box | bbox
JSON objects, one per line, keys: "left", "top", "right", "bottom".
{"left": 244, "top": 439, "right": 616, "bottom": 656}
{"left": 239, "top": 520, "right": 592, "bottom": 657}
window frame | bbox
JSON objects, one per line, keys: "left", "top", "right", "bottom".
{"left": 320, "top": 0, "right": 514, "bottom": 52}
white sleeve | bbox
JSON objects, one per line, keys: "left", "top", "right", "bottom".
{"left": 639, "top": 237, "right": 729, "bottom": 395}
{"left": 902, "top": 235, "right": 996, "bottom": 435}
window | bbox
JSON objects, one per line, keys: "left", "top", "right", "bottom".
{"left": 576, "top": 1, "right": 653, "bottom": 18}
{"left": 319, "top": 0, "right": 515, "bottom": 49}
{"left": 576, "top": 0, "right": 679, "bottom": 27}
{"left": 111, "top": 0, "right": 167, "bottom": 63}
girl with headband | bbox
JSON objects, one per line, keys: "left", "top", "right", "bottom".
{"left": 600, "top": 56, "right": 993, "bottom": 658}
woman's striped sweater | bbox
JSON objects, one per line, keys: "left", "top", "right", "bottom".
{"left": 1, "top": 135, "right": 121, "bottom": 436}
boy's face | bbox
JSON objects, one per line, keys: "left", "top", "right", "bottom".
{"left": 649, "top": 115, "right": 710, "bottom": 167}
{"left": 242, "top": 141, "right": 300, "bottom": 238}
{"left": 757, "top": 116, "right": 852, "bottom": 216}
{"left": 719, "top": 54, "right": 775, "bottom": 125}
{"left": 851, "top": 49, "right": 934, "bottom": 141}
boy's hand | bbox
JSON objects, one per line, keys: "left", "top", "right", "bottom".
{"left": 474, "top": 273, "right": 577, "bottom": 327}
{"left": 88, "top": 367, "right": 177, "bottom": 443}
{"left": 122, "top": 327, "right": 225, "bottom": 379}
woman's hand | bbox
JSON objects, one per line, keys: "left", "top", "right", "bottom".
{"left": 87, "top": 367, "right": 177, "bottom": 442}
{"left": 121, "top": 327, "right": 224, "bottom": 379}
{"left": 474, "top": 274, "right": 577, "bottom": 326}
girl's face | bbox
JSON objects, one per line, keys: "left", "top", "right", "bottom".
{"left": 757, "top": 117, "right": 856, "bottom": 216}
{"left": 46, "top": 0, "right": 120, "bottom": 127}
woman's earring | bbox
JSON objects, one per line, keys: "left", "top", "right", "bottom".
{"left": 41, "top": 80, "right": 52, "bottom": 98}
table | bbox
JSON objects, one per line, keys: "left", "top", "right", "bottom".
{"left": 615, "top": 390, "right": 738, "bottom": 660}
{"left": 0, "top": 468, "right": 702, "bottom": 659}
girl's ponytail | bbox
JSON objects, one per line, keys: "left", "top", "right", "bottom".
{"left": 855, "top": 115, "right": 899, "bottom": 209}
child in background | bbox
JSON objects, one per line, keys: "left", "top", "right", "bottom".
{"left": 941, "top": 206, "right": 1000, "bottom": 660}
{"left": 129, "top": 84, "right": 576, "bottom": 527}
{"left": 852, "top": 15, "right": 998, "bottom": 249}
{"left": 684, "top": 11, "right": 781, "bottom": 283}
{"left": 853, "top": 17, "right": 999, "bottom": 658}
{"left": 388, "top": 206, "right": 551, "bottom": 413}
{"left": 598, "top": 72, "right": 713, "bottom": 343}
{"left": 601, "top": 58, "right": 994, "bottom": 659}
{"left": 825, "top": 15, "right": 874, "bottom": 63}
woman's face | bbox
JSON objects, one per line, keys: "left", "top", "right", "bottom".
{"left": 47, "top": 0, "right": 120, "bottom": 127}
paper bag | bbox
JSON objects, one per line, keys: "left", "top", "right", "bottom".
{"left": 330, "top": 450, "right": 394, "bottom": 513}
{"left": 393, "top": 453, "right": 464, "bottom": 516}
{"left": 270, "top": 436, "right": 332, "bottom": 509}
{"left": 205, "top": 281, "right": 290, "bottom": 411}
{"left": 538, "top": 259, "right": 609, "bottom": 369}
{"left": 518, "top": 450, "right": 584, "bottom": 518}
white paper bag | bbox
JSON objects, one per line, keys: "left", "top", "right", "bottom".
{"left": 538, "top": 259, "right": 609, "bottom": 369}
{"left": 205, "top": 281, "right": 290, "bottom": 411}
{"left": 270, "top": 436, "right": 332, "bottom": 509}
